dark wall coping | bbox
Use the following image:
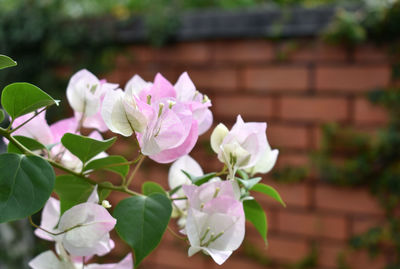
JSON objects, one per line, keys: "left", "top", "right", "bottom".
{"left": 114, "top": 4, "right": 360, "bottom": 43}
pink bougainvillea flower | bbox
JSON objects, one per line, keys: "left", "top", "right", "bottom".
{"left": 210, "top": 115, "right": 268, "bottom": 178}
{"left": 11, "top": 112, "right": 53, "bottom": 145}
{"left": 174, "top": 72, "right": 213, "bottom": 135}
{"left": 85, "top": 254, "right": 133, "bottom": 269}
{"left": 182, "top": 180, "right": 245, "bottom": 265}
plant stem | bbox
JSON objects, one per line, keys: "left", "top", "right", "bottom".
{"left": 167, "top": 226, "right": 186, "bottom": 241}
{"left": 125, "top": 154, "right": 145, "bottom": 187}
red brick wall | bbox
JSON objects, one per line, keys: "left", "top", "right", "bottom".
{"left": 105, "top": 39, "right": 391, "bottom": 268}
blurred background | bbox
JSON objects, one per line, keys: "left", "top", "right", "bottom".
{"left": 1, "top": 0, "right": 400, "bottom": 268}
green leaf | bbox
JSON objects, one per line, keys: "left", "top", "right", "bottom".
{"left": 61, "top": 133, "right": 116, "bottom": 164}
{"left": 243, "top": 199, "right": 268, "bottom": 244}
{"left": 54, "top": 175, "right": 94, "bottom": 215}
{"left": 183, "top": 171, "right": 217, "bottom": 186}
{"left": 142, "top": 182, "right": 165, "bottom": 196}
{"left": 84, "top": 156, "right": 129, "bottom": 178}
{"left": 0, "top": 153, "right": 55, "bottom": 223}
{"left": 0, "top": 55, "right": 17, "bottom": 70}
{"left": 0, "top": 109, "right": 4, "bottom": 122}
{"left": 114, "top": 194, "right": 172, "bottom": 266}
{"left": 7, "top": 136, "right": 47, "bottom": 154}
{"left": 236, "top": 177, "right": 262, "bottom": 190}
{"left": 251, "top": 183, "right": 286, "bottom": 207}
{"left": 1, "top": 83, "right": 57, "bottom": 119}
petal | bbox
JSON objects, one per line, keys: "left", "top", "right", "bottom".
{"left": 12, "top": 112, "right": 53, "bottom": 145}
{"left": 174, "top": 72, "right": 196, "bottom": 102}
{"left": 50, "top": 117, "right": 79, "bottom": 142}
{"left": 149, "top": 120, "right": 198, "bottom": 163}
{"left": 210, "top": 123, "right": 229, "bottom": 154}
{"left": 197, "top": 109, "right": 213, "bottom": 135}
{"left": 28, "top": 251, "right": 70, "bottom": 269}
{"left": 86, "top": 185, "right": 99, "bottom": 204}
{"left": 66, "top": 69, "right": 101, "bottom": 116}
{"left": 34, "top": 197, "right": 60, "bottom": 241}
{"left": 125, "top": 74, "right": 152, "bottom": 97}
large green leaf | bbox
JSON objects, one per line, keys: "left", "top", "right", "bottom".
{"left": 54, "top": 175, "right": 94, "bottom": 215}
{"left": 243, "top": 199, "right": 268, "bottom": 244}
{"left": 114, "top": 194, "right": 172, "bottom": 266}
{"left": 0, "top": 109, "right": 4, "bottom": 122}
{"left": 1, "top": 83, "right": 57, "bottom": 119}
{"left": 251, "top": 183, "right": 286, "bottom": 207}
{"left": 84, "top": 155, "right": 129, "bottom": 178}
{"left": 142, "top": 182, "right": 165, "bottom": 196}
{"left": 0, "top": 55, "right": 17, "bottom": 70}
{"left": 61, "top": 133, "right": 116, "bottom": 165}
{"left": 0, "top": 153, "right": 55, "bottom": 223}
{"left": 7, "top": 136, "right": 47, "bottom": 154}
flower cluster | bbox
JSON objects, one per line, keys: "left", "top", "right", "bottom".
{"left": 14, "top": 69, "right": 280, "bottom": 268}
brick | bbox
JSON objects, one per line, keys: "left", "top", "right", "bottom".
{"left": 254, "top": 181, "right": 310, "bottom": 209}
{"left": 188, "top": 68, "right": 238, "bottom": 91}
{"left": 315, "top": 185, "right": 382, "bottom": 215}
{"left": 354, "top": 45, "right": 389, "bottom": 62}
{"left": 153, "top": 243, "right": 208, "bottom": 269}
{"left": 212, "top": 95, "right": 274, "bottom": 120}
{"left": 276, "top": 152, "right": 309, "bottom": 168}
{"left": 316, "top": 65, "right": 391, "bottom": 92}
{"left": 351, "top": 217, "right": 384, "bottom": 236}
{"left": 214, "top": 40, "right": 275, "bottom": 62}
{"left": 156, "top": 42, "right": 212, "bottom": 63}
{"left": 244, "top": 66, "right": 309, "bottom": 92}
{"left": 247, "top": 234, "right": 309, "bottom": 263}
{"left": 282, "top": 41, "right": 348, "bottom": 63}
{"left": 318, "top": 242, "right": 346, "bottom": 268}
{"left": 278, "top": 211, "right": 348, "bottom": 240}
{"left": 354, "top": 98, "right": 388, "bottom": 125}
{"left": 268, "top": 124, "right": 309, "bottom": 150}
{"left": 280, "top": 97, "right": 348, "bottom": 122}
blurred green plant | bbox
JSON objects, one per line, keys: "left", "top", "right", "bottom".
{"left": 324, "top": 0, "right": 400, "bottom": 47}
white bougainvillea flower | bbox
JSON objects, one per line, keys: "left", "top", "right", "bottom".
{"left": 174, "top": 72, "right": 213, "bottom": 135}
{"left": 34, "top": 187, "right": 115, "bottom": 258}
{"left": 29, "top": 251, "right": 133, "bottom": 269}
{"left": 101, "top": 88, "right": 152, "bottom": 136}
{"left": 210, "top": 115, "right": 267, "bottom": 178}
{"left": 58, "top": 202, "right": 116, "bottom": 257}
{"left": 182, "top": 181, "right": 245, "bottom": 265}
{"left": 66, "top": 69, "right": 118, "bottom": 118}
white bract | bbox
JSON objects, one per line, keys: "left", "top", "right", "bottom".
{"left": 210, "top": 115, "right": 268, "bottom": 178}
{"left": 183, "top": 181, "right": 245, "bottom": 265}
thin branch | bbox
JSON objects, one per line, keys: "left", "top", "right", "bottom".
{"left": 167, "top": 226, "right": 186, "bottom": 241}
{"left": 125, "top": 154, "right": 145, "bottom": 187}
